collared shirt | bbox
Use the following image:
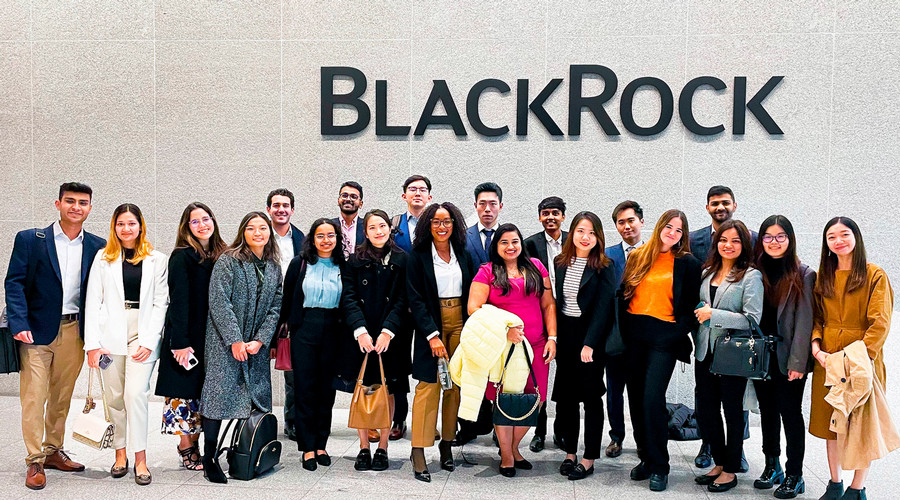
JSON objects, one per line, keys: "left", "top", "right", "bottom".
{"left": 302, "top": 258, "right": 342, "bottom": 309}
{"left": 340, "top": 216, "right": 358, "bottom": 258}
{"left": 622, "top": 240, "right": 644, "bottom": 258}
{"left": 427, "top": 243, "right": 463, "bottom": 340}
{"left": 273, "top": 226, "right": 294, "bottom": 279}
{"left": 545, "top": 231, "right": 564, "bottom": 298}
{"left": 53, "top": 221, "right": 84, "bottom": 315}
{"left": 407, "top": 212, "right": 419, "bottom": 243}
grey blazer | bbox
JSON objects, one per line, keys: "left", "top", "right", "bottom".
{"left": 694, "top": 267, "right": 764, "bottom": 362}
{"left": 767, "top": 264, "right": 817, "bottom": 375}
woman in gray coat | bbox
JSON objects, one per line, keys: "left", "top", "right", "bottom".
{"left": 692, "top": 219, "right": 763, "bottom": 493}
{"left": 200, "top": 212, "right": 283, "bottom": 483}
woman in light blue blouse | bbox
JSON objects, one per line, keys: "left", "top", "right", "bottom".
{"left": 279, "top": 218, "right": 345, "bottom": 471}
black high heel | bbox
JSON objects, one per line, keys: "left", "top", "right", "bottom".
{"left": 438, "top": 440, "right": 454, "bottom": 471}
{"left": 411, "top": 448, "right": 430, "bottom": 483}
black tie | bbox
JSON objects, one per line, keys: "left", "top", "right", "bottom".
{"left": 483, "top": 229, "right": 495, "bottom": 253}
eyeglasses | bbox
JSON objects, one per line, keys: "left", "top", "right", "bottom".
{"left": 406, "top": 187, "right": 429, "bottom": 194}
{"left": 189, "top": 216, "right": 212, "bottom": 227}
{"left": 431, "top": 219, "right": 454, "bottom": 228}
{"left": 315, "top": 233, "right": 337, "bottom": 240}
{"left": 340, "top": 193, "right": 360, "bottom": 201}
{"left": 762, "top": 233, "right": 789, "bottom": 244}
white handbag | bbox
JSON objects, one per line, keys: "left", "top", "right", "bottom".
{"left": 71, "top": 367, "right": 115, "bottom": 449}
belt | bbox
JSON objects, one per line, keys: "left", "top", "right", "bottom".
{"left": 60, "top": 313, "right": 78, "bottom": 322}
{"left": 439, "top": 297, "right": 461, "bottom": 307}
{"left": 124, "top": 300, "right": 140, "bottom": 310}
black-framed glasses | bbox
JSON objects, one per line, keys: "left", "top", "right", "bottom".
{"left": 762, "top": 233, "right": 789, "bottom": 244}
{"left": 431, "top": 219, "right": 453, "bottom": 228}
{"left": 340, "top": 193, "right": 360, "bottom": 200}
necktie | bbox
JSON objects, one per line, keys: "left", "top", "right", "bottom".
{"left": 626, "top": 245, "right": 635, "bottom": 256}
{"left": 483, "top": 229, "right": 495, "bottom": 253}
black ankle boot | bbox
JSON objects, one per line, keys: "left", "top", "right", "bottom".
{"left": 820, "top": 480, "right": 843, "bottom": 500}
{"left": 841, "top": 487, "right": 866, "bottom": 500}
{"left": 774, "top": 475, "right": 805, "bottom": 499}
{"left": 202, "top": 456, "right": 227, "bottom": 483}
{"left": 753, "top": 455, "right": 784, "bottom": 489}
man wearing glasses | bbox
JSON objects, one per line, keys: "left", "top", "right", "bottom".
{"left": 332, "top": 181, "right": 366, "bottom": 259}
{"left": 393, "top": 175, "right": 433, "bottom": 253}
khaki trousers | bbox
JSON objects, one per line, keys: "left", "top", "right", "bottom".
{"left": 19, "top": 319, "right": 84, "bottom": 464}
{"left": 411, "top": 299, "right": 462, "bottom": 448}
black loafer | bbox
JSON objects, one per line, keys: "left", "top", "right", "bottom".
{"left": 560, "top": 458, "right": 576, "bottom": 476}
{"left": 708, "top": 477, "right": 738, "bottom": 493}
{"left": 371, "top": 448, "right": 389, "bottom": 471}
{"left": 354, "top": 449, "right": 372, "bottom": 471}
{"left": 567, "top": 463, "right": 594, "bottom": 481}
{"left": 695, "top": 443, "right": 712, "bottom": 468}
{"left": 514, "top": 458, "right": 533, "bottom": 470}
{"left": 316, "top": 452, "right": 331, "bottom": 467}
{"left": 529, "top": 435, "right": 545, "bottom": 452}
{"left": 695, "top": 473, "right": 721, "bottom": 485}
{"left": 630, "top": 461, "right": 650, "bottom": 481}
{"left": 302, "top": 456, "right": 317, "bottom": 471}
{"left": 499, "top": 466, "right": 516, "bottom": 478}
{"left": 110, "top": 459, "right": 129, "bottom": 479}
{"left": 649, "top": 473, "right": 668, "bottom": 492}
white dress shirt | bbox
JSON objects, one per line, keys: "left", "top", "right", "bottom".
{"left": 427, "top": 243, "right": 463, "bottom": 340}
{"left": 622, "top": 240, "right": 644, "bottom": 258}
{"left": 477, "top": 221, "right": 498, "bottom": 249}
{"left": 273, "top": 226, "right": 295, "bottom": 279}
{"left": 545, "top": 231, "right": 564, "bottom": 298}
{"left": 53, "top": 221, "right": 84, "bottom": 315}
{"left": 407, "top": 212, "right": 419, "bottom": 243}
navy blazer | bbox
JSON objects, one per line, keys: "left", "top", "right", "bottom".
{"left": 331, "top": 216, "right": 365, "bottom": 250}
{"left": 689, "top": 224, "right": 758, "bottom": 262}
{"left": 465, "top": 224, "right": 490, "bottom": 265}
{"left": 393, "top": 213, "right": 413, "bottom": 253}
{"left": 4, "top": 224, "right": 105, "bottom": 344}
{"left": 289, "top": 223, "right": 305, "bottom": 256}
{"left": 523, "top": 231, "right": 568, "bottom": 269}
{"left": 605, "top": 242, "right": 627, "bottom": 285}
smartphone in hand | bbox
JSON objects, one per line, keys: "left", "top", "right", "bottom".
{"left": 173, "top": 351, "right": 199, "bottom": 370}
{"left": 99, "top": 354, "right": 112, "bottom": 370}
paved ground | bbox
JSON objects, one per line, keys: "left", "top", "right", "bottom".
{"left": 0, "top": 397, "right": 897, "bottom": 499}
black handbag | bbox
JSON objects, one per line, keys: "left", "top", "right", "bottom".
{"left": 492, "top": 344, "right": 541, "bottom": 427}
{"left": 216, "top": 408, "right": 282, "bottom": 480}
{"left": 709, "top": 313, "right": 776, "bottom": 380}
{"left": 0, "top": 308, "right": 21, "bottom": 374}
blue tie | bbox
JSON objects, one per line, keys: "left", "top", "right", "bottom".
{"left": 483, "top": 229, "right": 495, "bottom": 254}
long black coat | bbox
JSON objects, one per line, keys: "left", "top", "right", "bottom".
{"left": 406, "top": 243, "right": 476, "bottom": 383}
{"left": 155, "top": 247, "right": 213, "bottom": 399}
{"left": 336, "top": 251, "right": 412, "bottom": 391}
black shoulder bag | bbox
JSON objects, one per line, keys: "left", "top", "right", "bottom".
{"left": 492, "top": 344, "right": 541, "bottom": 427}
{"left": 709, "top": 313, "right": 776, "bottom": 380}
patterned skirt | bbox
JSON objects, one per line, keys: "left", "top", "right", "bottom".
{"left": 161, "top": 398, "right": 202, "bottom": 435}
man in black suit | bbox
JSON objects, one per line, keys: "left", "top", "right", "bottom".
{"left": 266, "top": 188, "right": 305, "bottom": 441}
{"left": 688, "top": 185, "right": 754, "bottom": 471}
{"left": 523, "top": 196, "right": 567, "bottom": 452}
{"left": 333, "top": 181, "right": 366, "bottom": 259}
{"left": 5, "top": 183, "right": 105, "bottom": 490}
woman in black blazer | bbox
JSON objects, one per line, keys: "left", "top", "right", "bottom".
{"left": 750, "top": 216, "right": 816, "bottom": 499}
{"left": 621, "top": 209, "right": 701, "bottom": 492}
{"left": 406, "top": 202, "right": 476, "bottom": 482}
{"left": 155, "top": 203, "right": 226, "bottom": 470}
{"left": 552, "top": 212, "right": 618, "bottom": 481}
{"left": 337, "top": 209, "right": 412, "bottom": 472}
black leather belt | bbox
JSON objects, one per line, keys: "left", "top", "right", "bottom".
{"left": 60, "top": 313, "right": 78, "bottom": 322}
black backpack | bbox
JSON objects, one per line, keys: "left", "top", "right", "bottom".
{"left": 217, "top": 409, "right": 282, "bottom": 480}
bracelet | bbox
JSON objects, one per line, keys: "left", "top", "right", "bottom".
{"left": 547, "top": 336, "right": 558, "bottom": 342}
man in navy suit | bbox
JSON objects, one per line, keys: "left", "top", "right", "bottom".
{"left": 266, "top": 188, "right": 305, "bottom": 442}
{"left": 688, "top": 185, "right": 754, "bottom": 471}
{"left": 5, "top": 183, "right": 105, "bottom": 490}
{"left": 333, "top": 181, "right": 366, "bottom": 259}
{"left": 464, "top": 182, "right": 503, "bottom": 265}
{"left": 604, "top": 200, "right": 645, "bottom": 458}
{"left": 523, "top": 196, "right": 567, "bottom": 452}
{"left": 393, "top": 175, "right": 433, "bottom": 254}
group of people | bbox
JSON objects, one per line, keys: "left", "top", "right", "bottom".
{"left": 4, "top": 179, "right": 894, "bottom": 500}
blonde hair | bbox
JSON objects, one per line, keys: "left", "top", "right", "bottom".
{"left": 103, "top": 203, "right": 154, "bottom": 264}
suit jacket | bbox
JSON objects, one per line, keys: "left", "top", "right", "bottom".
{"left": 694, "top": 267, "right": 764, "bottom": 362}
{"left": 393, "top": 213, "right": 414, "bottom": 253}
{"left": 4, "top": 224, "right": 105, "bottom": 344}
{"left": 768, "top": 263, "right": 817, "bottom": 375}
{"left": 555, "top": 262, "right": 617, "bottom": 350}
{"left": 689, "top": 224, "right": 759, "bottom": 262}
{"left": 606, "top": 243, "right": 627, "bottom": 285}
{"left": 83, "top": 250, "right": 170, "bottom": 363}
{"left": 289, "top": 223, "right": 305, "bottom": 256}
{"left": 331, "top": 216, "right": 365, "bottom": 251}
{"left": 465, "top": 224, "right": 490, "bottom": 265}
{"left": 406, "top": 243, "right": 476, "bottom": 383}
{"left": 524, "top": 231, "right": 568, "bottom": 269}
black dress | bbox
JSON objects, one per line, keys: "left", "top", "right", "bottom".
{"left": 155, "top": 247, "right": 214, "bottom": 400}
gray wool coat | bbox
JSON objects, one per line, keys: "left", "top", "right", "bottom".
{"left": 200, "top": 253, "right": 282, "bottom": 420}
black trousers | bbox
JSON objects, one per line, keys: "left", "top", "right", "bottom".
{"left": 556, "top": 396, "right": 605, "bottom": 459}
{"left": 284, "top": 371, "right": 296, "bottom": 430}
{"left": 695, "top": 355, "right": 746, "bottom": 474}
{"left": 605, "top": 352, "right": 627, "bottom": 442}
{"left": 292, "top": 308, "right": 338, "bottom": 453}
{"left": 753, "top": 355, "right": 807, "bottom": 475}
{"left": 695, "top": 388, "right": 750, "bottom": 442}
{"left": 625, "top": 314, "right": 680, "bottom": 475}
{"left": 535, "top": 404, "right": 548, "bottom": 438}
{"left": 393, "top": 390, "right": 409, "bottom": 426}
{"left": 202, "top": 417, "right": 222, "bottom": 459}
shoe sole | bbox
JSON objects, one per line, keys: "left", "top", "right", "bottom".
{"left": 25, "top": 482, "right": 46, "bottom": 490}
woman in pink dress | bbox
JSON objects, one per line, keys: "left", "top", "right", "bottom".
{"left": 468, "top": 223, "right": 557, "bottom": 478}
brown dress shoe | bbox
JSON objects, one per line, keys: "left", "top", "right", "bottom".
{"left": 605, "top": 439, "right": 623, "bottom": 458}
{"left": 389, "top": 422, "right": 407, "bottom": 441}
{"left": 43, "top": 450, "right": 86, "bottom": 472}
{"left": 26, "top": 463, "right": 46, "bottom": 490}
{"left": 368, "top": 429, "right": 381, "bottom": 443}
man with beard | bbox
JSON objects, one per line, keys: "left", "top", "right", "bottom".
{"left": 266, "top": 188, "right": 305, "bottom": 442}
{"left": 523, "top": 196, "right": 568, "bottom": 452}
{"left": 688, "top": 185, "right": 755, "bottom": 472}
{"left": 333, "top": 181, "right": 365, "bottom": 259}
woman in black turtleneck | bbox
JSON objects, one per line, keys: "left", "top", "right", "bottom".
{"left": 751, "top": 216, "right": 816, "bottom": 499}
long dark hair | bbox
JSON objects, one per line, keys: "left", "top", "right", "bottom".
{"left": 300, "top": 218, "right": 345, "bottom": 265}
{"left": 623, "top": 209, "right": 691, "bottom": 301}
{"left": 815, "top": 216, "right": 867, "bottom": 298}
{"left": 412, "top": 202, "right": 467, "bottom": 255}
{"left": 225, "top": 211, "right": 280, "bottom": 263}
{"left": 487, "top": 223, "right": 543, "bottom": 297}
{"left": 174, "top": 202, "right": 227, "bottom": 262}
{"left": 356, "top": 209, "right": 402, "bottom": 262}
{"left": 754, "top": 215, "right": 803, "bottom": 305}
{"left": 555, "top": 211, "right": 610, "bottom": 271}
{"left": 702, "top": 219, "right": 753, "bottom": 282}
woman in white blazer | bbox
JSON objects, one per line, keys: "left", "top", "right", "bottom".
{"left": 84, "top": 203, "right": 168, "bottom": 486}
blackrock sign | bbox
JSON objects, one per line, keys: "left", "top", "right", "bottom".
{"left": 321, "top": 65, "right": 784, "bottom": 138}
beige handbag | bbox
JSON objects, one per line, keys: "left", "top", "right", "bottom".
{"left": 347, "top": 353, "right": 391, "bottom": 430}
{"left": 72, "top": 367, "right": 115, "bottom": 449}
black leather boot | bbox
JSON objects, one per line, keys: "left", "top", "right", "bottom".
{"left": 202, "top": 456, "right": 227, "bottom": 483}
{"left": 774, "top": 475, "right": 805, "bottom": 499}
{"left": 841, "top": 487, "right": 866, "bottom": 500}
{"left": 753, "top": 455, "right": 784, "bottom": 489}
{"left": 819, "top": 480, "right": 843, "bottom": 500}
